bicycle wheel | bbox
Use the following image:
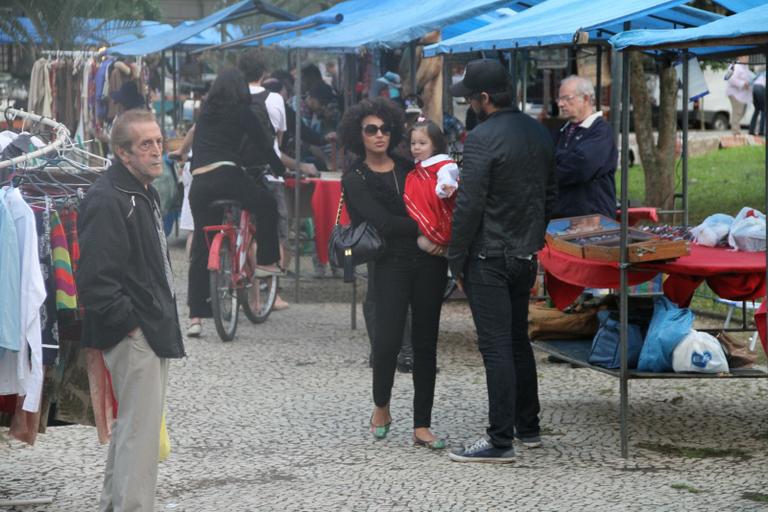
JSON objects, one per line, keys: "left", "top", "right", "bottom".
{"left": 210, "top": 242, "right": 239, "bottom": 341}
{"left": 239, "top": 275, "right": 278, "bottom": 324}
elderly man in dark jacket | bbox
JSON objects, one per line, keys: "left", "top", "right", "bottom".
{"left": 553, "top": 75, "right": 617, "bottom": 219}
{"left": 447, "top": 59, "right": 557, "bottom": 464}
{"left": 77, "top": 109, "right": 184, "bottom": 511}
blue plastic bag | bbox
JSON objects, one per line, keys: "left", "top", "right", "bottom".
{"left": 637, "top": 297, "right": 694, "bottom": 372}
{"left": 588, "top": 310, "right": 644, "bottom": 369}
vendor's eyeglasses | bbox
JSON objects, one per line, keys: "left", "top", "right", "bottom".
{"left": 362, "top": 123, "right": 391, "bottom": 136}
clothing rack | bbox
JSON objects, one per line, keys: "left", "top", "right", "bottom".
{"left": 0, "top": 108, "right": 71, "bottom": 170}
{"left": 40, "top": 50, "right": 100, "bottom": 58}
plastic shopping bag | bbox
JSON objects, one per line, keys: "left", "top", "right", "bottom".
{"left": 672, "top": 330, "right": 729, "bottom": 373}
{"left": 728, "top": 207, "right": 766, "bottom": 252}
{"left": 690, "top": 213, "right": 733, "bottom": 247}
{"left": 159, "top": 412, "right": 171, "bottom": 462}
{"left": 637, "top": 296, "right": 694, "bottom": 372}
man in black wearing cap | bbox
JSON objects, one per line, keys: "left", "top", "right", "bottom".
{"left": 447, "top": 59, "right": 557, "bottom": 463}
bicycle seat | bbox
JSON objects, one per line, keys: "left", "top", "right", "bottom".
{"left": 209, "top": 199, "right": 242, "bottom": 212}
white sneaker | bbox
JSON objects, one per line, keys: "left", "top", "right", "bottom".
{"left": 186, "top": 323, "right": 202, "bottom": 337}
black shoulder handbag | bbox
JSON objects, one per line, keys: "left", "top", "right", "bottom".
{"left": 329, "top": 169, "right": 386, "bottom": 283}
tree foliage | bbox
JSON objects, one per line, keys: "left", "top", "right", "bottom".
{"left": 0, "top": 0, "right": 161, "bottom": 50}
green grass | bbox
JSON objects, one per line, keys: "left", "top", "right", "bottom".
{"left": 636, "top": 442, "right": 751, "bottom": 460}
{"left": 617, "top": 146, "right": 766, "bottom": 225}
{"left": 742, "top": 492, "right": 768, "bottom": 503}
{"left": 670, "top": 483, "right": 705, "bottom": 494}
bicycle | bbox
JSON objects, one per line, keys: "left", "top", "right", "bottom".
{"left": 203, "top": 199, "right": 278, "bottom": 341}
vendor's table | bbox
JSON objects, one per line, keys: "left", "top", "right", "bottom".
{"left": 285, "top": 177, "right": 349, "bottom": 266}
{"left": 539, "top": 244, "right": 766, "bottom": 310}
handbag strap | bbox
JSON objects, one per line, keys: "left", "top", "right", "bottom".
{"left": 335, "top": 192, "right": 344, "bottom": 226}
{"left": 336, "top": 168, "right": 367, "bottom": 226}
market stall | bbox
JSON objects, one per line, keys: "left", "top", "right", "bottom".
{"left": 424, "top": 0, "right": 767, "bottom": 457}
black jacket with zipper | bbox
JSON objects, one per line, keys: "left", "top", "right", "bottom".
{"left": 448, "top": 107, "right": 558, "bottom": 278}
{"left": 77, "top": 161, "right": 185, "bottom": 358}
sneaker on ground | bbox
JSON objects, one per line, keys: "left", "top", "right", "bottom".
{"left": 186, "top": 323, "right": 202, "bottom": 338}
{"left": 448, "top": 437, "right": 515, "bottom": 463}
{"left": 517, "top": 435, "right": 542, "bottom": 448}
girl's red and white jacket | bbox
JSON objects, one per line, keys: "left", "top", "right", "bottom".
{"left": 403, "top": 154, "right": 459, "bottom": 246}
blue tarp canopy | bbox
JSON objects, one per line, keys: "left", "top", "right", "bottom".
{"left": 0, "top": 18, "right": 174, "bottom": 46}
{"left": 423, "top": 0, "right": 731, "bottom": 55}
{"left": 278, "top": 0, "right": 515, "bottom": 53}
{"left": 609, "top": 3, "right": 768, "bottom": 52}
{"left": 106, "top": 0, "right": 293, "bottom": 56}
{"left": 441, "top": 6, "right": 520, "bottom": 41}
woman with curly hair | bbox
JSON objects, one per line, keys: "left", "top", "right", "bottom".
{"left": 339, "top": 97, "right": 448, "bottom": 449}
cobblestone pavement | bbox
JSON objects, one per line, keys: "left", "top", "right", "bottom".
{"left": 2, "top": 242, "right": 768, "bottom": 511}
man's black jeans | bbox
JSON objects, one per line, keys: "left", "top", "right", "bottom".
{"left": 371, "top": 254, "right": 447, "bottom": 428}
{"left": 464, "top": 254, "right": 541, "bottom": 448}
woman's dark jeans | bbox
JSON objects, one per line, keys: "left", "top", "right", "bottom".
{"left": 371, "top": 254, "right": 447, "bottom": 428}
{"left": 464, "top": 253, "right": 540, "bottom": 448}
{"left": 187, "top": 166, "right": 280, "bottom": 318}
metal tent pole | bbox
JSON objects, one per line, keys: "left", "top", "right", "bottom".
{"left": 160, "top": 50, "right": 166, "bottom": 137}
{"left": 610, "top": 49, "right": 622, "bottom": 141}
{"left": 521, "top": 50, "right": 528, "bottom": 113}
{"left": 595, "top": 45, "right": 603, "bottom": 110}
{"left": 618, "top": 22, "right": 631, "bottom": 460}
{"left": 294, "top": 50, "right": 303, "bottom": 303}
{"left": 510, "top": 50, "right": 518, "bottom": 108}
{"left": 682, "top": 51, "right": 690, "bottom": 228}
{"left": 172, "top": 47, "right": 178, "bottom": 130}
{"left": 409, "top": 41, "right": 417, "bottom": 95}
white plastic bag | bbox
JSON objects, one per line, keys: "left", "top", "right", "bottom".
{"left": 727, "top": 207, "right": 766, "bottom": 252}
{"left": 690, "top": 213, "right": 733, "bottom": 247}
{"left": 672, "top": 330, "right": 729, "bottom": 373}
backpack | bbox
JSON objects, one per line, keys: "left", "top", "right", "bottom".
{"left": 240, "top": 89, "right": 276, "bottom": 168}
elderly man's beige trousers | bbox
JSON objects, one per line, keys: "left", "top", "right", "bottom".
{"left": 100, "top": 330, "right": 168, "bottom": 512}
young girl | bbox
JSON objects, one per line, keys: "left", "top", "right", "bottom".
{"left": 403, "top": 120, "right": 459, "bottom": 256}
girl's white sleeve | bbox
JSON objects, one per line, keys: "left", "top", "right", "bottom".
{"left": 435, "top": 162, "right": 460, "bottom": 198}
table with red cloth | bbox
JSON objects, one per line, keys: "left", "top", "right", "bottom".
{"left": 538, "top": 243, "right": 766, "bottom": 311}
{"left": 285, "top": 177, "right": 349, "bottom": 265}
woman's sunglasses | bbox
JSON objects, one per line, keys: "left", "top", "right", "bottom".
{"left": 362, "top": 123, "right": 391, "bottom": 136}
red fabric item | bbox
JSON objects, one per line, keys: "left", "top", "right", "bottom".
{"left": 755, "top": 302, "right": 767, "bottom": 355}
{"left": 617, "top": 207, "right": 659, "bottom": 226}
{"left": 0, "top": 394, "right": 17, "bottom": 414}
{"left": 403, "top": 158, "right": 457, "bottom": 246}
{"left": 285, "top": 178, "right": 349, "bottom": 265}
{"left": 539, "top": 244, "right": 766, "bottom": 310}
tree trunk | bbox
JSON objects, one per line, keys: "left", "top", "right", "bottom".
{"left": 629, "top": 52, "right": 678, "bottom": 214}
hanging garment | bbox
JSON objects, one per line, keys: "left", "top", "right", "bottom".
{"left": 0, "top": 187, "right": 46, "bottom": 413}
{"left": 50, "top": 210, "right": 77, "bottom": 311}
{"left": 0, "top": 189, "right": 21, "bottom": 355}
{"left": 35, "top": 208, "right": 59, "bottom": 366}
{"left": 27, "top": 58, "right": 52, "bottom": 117}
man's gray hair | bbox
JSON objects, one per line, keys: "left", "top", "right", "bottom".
{"left": 111, "top": 109, "right": 158, "bottom": 153}
{"left": 561, "top": 75, "right": 595, "bottom": 104}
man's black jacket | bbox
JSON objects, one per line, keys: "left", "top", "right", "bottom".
{"left": 77, "top": 161, "right": 185, "bottom": 358}
{"left": 448, "top": 107, "right": 557, "bottom": 278}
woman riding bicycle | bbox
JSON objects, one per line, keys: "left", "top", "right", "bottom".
{"left": 187, "top": 67, "right": 283, "bottom": 337}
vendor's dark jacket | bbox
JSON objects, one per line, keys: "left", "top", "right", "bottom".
{"left": 77, "top": 161, "right": 185, "bottom": 359}
{"left": 448, "top": 107, "right": 557, "bottom": 277}
{"left": 552, "top": 112, "right": 617, "bottom": 219}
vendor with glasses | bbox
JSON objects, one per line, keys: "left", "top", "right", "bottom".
{"left": 338, "top": 97, "right": 449, "bottom": 450}
{"left": 552, "top": 75, "right": 617, "bottom": 220}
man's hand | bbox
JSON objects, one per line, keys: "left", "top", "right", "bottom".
{"left": 324, "top": 131, "right": 338, "bottom": 143}
{"left": 168, "top": 148, "right": 187, "bottom": 164}
{"left": 128, "top": 326, "right": 140, "bottom": 338}
{"left": 299, "top": 162, "right": 319, "bottom": 177}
